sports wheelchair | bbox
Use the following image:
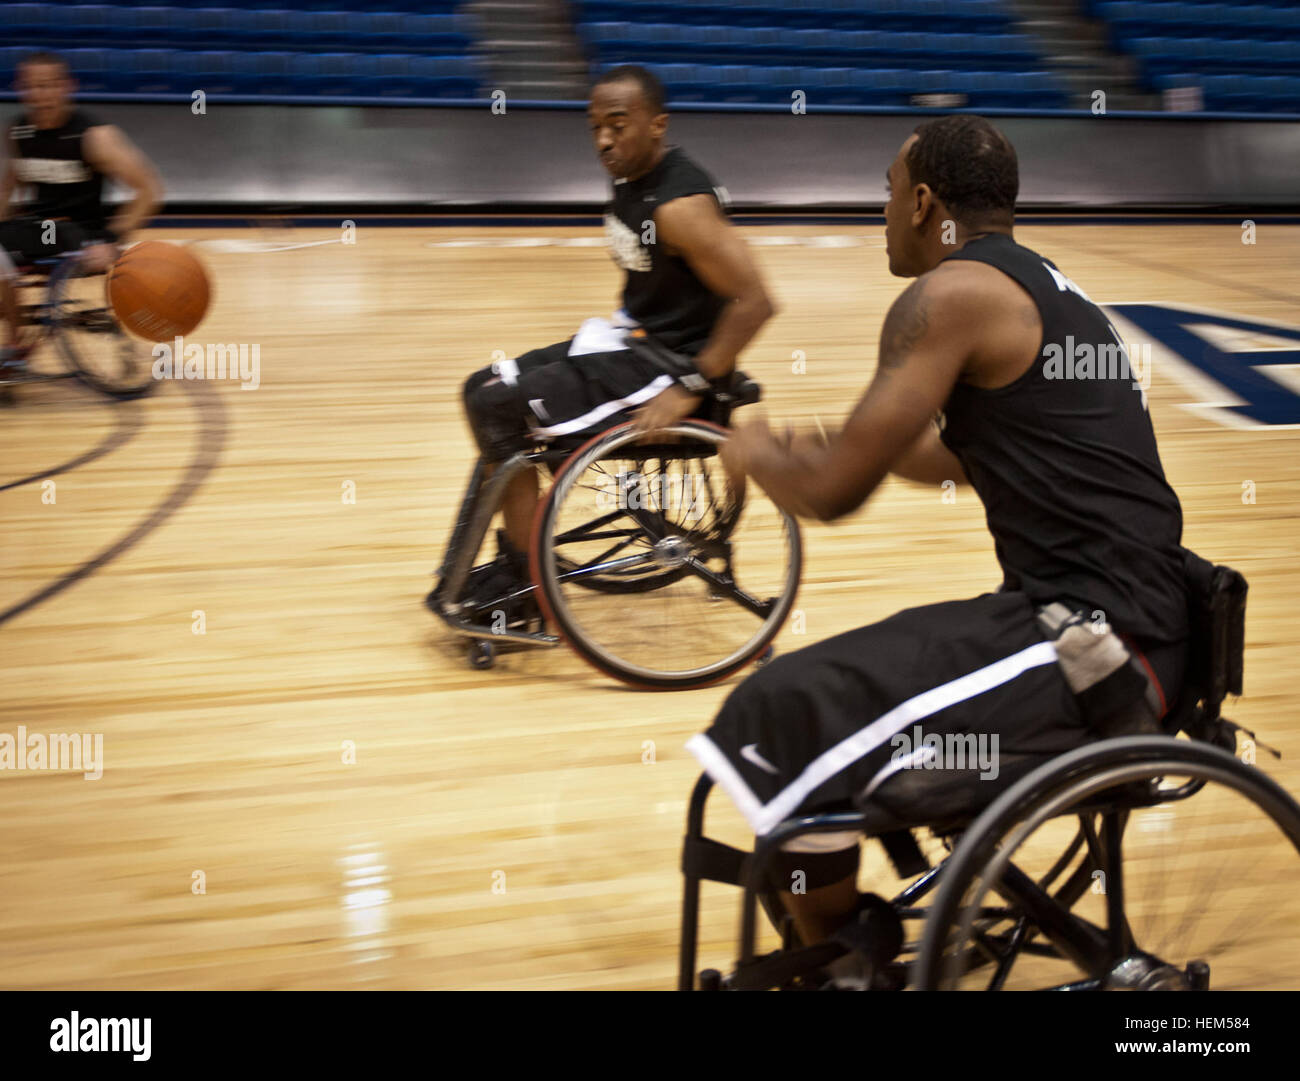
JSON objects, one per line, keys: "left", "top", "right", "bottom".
{"left": 680, "top": 554, "right": 1300, "bottom": 990}
{"left": 1, "top": 251, "right": 155, "bottom": 401}
{"left": 428, "top": 370, "right": 803, "bottom": 690}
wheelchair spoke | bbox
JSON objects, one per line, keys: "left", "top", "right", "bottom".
{"left": 918, "top": 741, "right": 1300, "bottom": 990}
{"left": 557, "top": 533, "right": 646, "bottom": 570}
{"left": 536, "top": 421, "right": 802, "bottom": 687}
{"left": 47, "top": 263, "right": 155, "bottom": 398}
{"left": 556, "top": 552, "right": 656, "bottom": 582}
{"left": 551, "top": 510, "right": 627, "bottom": 545}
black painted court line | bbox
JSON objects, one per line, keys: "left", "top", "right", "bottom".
{"left": 0, "top": 394, "right": 145, "bottom": 493}
{"left": 0, "top": 379, "right": 228, "bottom": 628}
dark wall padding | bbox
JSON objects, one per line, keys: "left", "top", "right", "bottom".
{"left": 2, "top": 103, "right": 1295, "bottom": 209}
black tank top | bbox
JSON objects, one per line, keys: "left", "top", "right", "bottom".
{"left": 8, "top": 109, "right": 107, "bottom": 231}
{"left": 937, "top": 233, "right": 1187, "bottom": 644}
{"left": 605, "top": 146, "right": 727, "bottom": 356}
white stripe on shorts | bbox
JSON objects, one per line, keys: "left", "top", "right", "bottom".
{"left": 685, "top": 640, "right": 1059, "bottom": 836}
{"left": 529, "top": 373, "right": 673, "bottom": 438}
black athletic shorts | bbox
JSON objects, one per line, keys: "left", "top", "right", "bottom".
{"left": 686, "top": 590, "right": 1185, "bottom": 837}
{"left": 0, "top": 217, "right": 107, "bottom": 275}
{"left": 464, "top": 338, "right": 676, "bottom": 460}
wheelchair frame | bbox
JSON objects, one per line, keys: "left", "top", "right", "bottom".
{"left": 429, "top": 371, "right": 803, "bottom": 686}
{"left": 2, "top": 251, "right": 155, "bottom": 400}
{"left": 677, "top": 558, "right": 1300, "bottom": 991}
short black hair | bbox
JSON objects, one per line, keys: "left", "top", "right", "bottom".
{"left": 592, "top": 65, "right": 666, "bottom": 114}
{"left": 905, "top": 116, "right": 1018, "bottom": 227}
{"left": 17, "top": 50, "right": 71, "bottom": 76}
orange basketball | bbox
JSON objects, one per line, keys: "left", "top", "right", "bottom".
{"left": 107, "top": 241, "right": 212, "bottom": 341}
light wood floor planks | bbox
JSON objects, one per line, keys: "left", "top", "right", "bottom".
{"left": 2, "top": 222, "right": 1298, "bottom": 989}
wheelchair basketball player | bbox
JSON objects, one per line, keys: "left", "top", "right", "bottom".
{"left": 693, "top": 116, "right": 1190, "bottom": 987}
{"left": 434, "top": 65, "right": 777, "bottom": 623}
{"left": 1, "top": 51, "right": 163, "bottom": 373}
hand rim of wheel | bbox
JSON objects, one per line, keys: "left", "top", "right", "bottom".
{"left": 48, "top": 259, "right": 156, "bottom": 399}
{"left": 915, "top": 737, "right": 1300, "bottom": 990}
{"left": 533, "top": 419, "right": 802, "bottom": 689}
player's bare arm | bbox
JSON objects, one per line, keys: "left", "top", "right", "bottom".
{"left": 81, "top": 124, "right": 163, "bottom": 268}
{"left": 657, "top": 192, "right": 775, "bottom": 379}
{"left": 632, "top": 192, "right": 776, "bottom": 431}
{"left": 890, "top": 423, "right": 968, "bottom": 486}
{"left": 0, "top": 139, "right": 17, "bottom": 224}
{"left": 723, "top": 265, "right": 978, "bottom": 520}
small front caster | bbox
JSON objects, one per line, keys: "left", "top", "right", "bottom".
{"left": 468, "top": 640, "right": 495, "bottom": 669}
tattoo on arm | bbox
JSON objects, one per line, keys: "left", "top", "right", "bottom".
{"left": 878, "top": 277, "right": 930, "bottom": 370}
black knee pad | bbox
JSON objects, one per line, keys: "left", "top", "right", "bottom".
{"left": 463, "top": 368, "right": 530, "bottom": 463}
{"left": 765, "top": 844, "right": 861, "bottom": 893}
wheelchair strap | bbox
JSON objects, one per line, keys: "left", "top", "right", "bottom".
{"left": 878, "top": 830, "right": 929, "bottom": 879}
{"left": 680, "top": 835, "right": 748, "bottom": 887}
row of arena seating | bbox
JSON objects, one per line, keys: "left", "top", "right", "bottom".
{"left": 597, "top": 63, "right": 1068, "bottom": 109}
{"left": 0, "top": 46, "right": 479, "bottom": 97}
{"left": 1, "top": 0, "right": 1295, "bottom": 113}
{"left": 575, "top": 2, "right": 1063, "bottom": 110}
{"left": 1093, "top": 2, "right": 1300, "bottom": 38}
{"left": 574, "top": 0, "right": 1013, "bottom": 32}
{"left": 581, "top": 24, "right": 1042, "bottom": 70}
{"left": 1154, "top": 73, "right": 1300, "bottom": 112}
{"left": 1, "top": 6, "right": 476, "bottom": 55}
{"left": 35, "top": 0, "right": 466, "bottom": 8}
{"left": 1126, "top": 37, "right": 1300, "bottom": 80}
{"left": 1088, "top": 2, "right": 1300, "bottom": 109}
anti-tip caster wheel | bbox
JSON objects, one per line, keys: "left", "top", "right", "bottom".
{"left": 699, "top": 969, "right": 724, "bottom": 991}
{"left": 468, "top": 640, "right": 495, "bottom": 670}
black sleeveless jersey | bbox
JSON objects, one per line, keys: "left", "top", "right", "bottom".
{"left": 7, "top": 110, "right": 107, "bottom": 230}
{"left": 937, "top": 233, "right": 1187, "bottom": 644}
{"left": 604, "top": 146, "right": 727, "bottom": 356}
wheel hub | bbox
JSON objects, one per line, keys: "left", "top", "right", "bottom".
{"left": 1108, "top": 952, "right": 1191, "bottom": 990}
{"left": 652, "top": 534, "right": 693, "bottom": 569}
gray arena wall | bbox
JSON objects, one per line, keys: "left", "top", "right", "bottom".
{"left": 3, "top": 102, "right": 1298, "bottom": 211}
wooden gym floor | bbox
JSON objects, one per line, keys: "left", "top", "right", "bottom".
{"left": 2, "top": 220, "right": 1298, "bottom": 989}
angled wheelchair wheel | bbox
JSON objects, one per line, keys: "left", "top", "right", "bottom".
{"left": 48, "top": 259, "right": 156, "bottom": 400}
{"left": 531, "top": 420, "right": 801, "bottom": 690}
{"left": 915, "top": 735, "right": 1300, "bottom": 990}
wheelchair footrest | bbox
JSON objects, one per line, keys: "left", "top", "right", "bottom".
{"left": 428, "top": 593, "right": 559, "bottom": 648}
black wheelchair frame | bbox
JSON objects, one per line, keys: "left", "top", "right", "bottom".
{"left": 428, "top": 370, "right": 804, "bottom": 688}
{"left": 2, "top": 251, "right": 155, "bottom": 401}
{"left": 678, "top": 555, "right": 1300, "bottom": 990}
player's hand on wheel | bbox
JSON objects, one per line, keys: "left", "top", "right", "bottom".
{"left": 631, "top": 383, "right": 703, "bottom": 436}
{"left": 719, "top": 413, "right": 774, "bottom": 484}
